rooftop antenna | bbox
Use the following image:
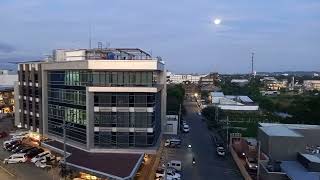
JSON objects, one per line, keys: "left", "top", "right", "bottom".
{"left": 251, "top": 52, "right": 254, "bottom": 76}
{"left": 89, "top": 17, "right": 93, "bottom": 49}
{"left": 105, "top": 41, "right": 110, "bottom": 48}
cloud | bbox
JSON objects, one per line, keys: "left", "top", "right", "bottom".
{"left": 0, "top": 42, "right": 15, "bottom": 53}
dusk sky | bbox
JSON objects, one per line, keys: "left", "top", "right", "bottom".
{"left": 0, "top": 0, "right": 319, "bottom": 73}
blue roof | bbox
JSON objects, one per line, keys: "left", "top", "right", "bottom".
{"left": 281, "top": 161, "right": 320, "bottom": 180}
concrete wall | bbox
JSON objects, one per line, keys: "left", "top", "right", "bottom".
{"left": 260, "top": 162, "right": 288, "bottom": 180}
{"left": 268, "top": 136, "right": 304, "bottom": 161}
{"left": 14, "top": 82, "right": 20, "bottom": 126}
{"left": 294, "top": 129, "right": 320, "bottom": 146}
{"left": 257, "top": 129, "right": 270, "bottom": 156}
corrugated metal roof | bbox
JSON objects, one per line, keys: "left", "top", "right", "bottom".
{"left": 260, "top": 126, "right": 303, "bottom": 137}
{"left": 281, "top": 161, "right": 320, "bottom": 180}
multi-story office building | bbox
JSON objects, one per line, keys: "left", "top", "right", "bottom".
{"left": 15, "top": 48, "right": 166, "bottom": 179}
{"left": 15, "top": 62, "right": 42, "bottom": 134}
{"left": 16, "top": 48, "right": 166, "bottom": 152}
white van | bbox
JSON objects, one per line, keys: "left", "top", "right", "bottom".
{"left": 164, "top": 138, "right": 181, "bottom": 147}
{"left": 3, "top": 153, "right": 27, "bottom": 164}
{"left": 167, "top": 160, "right": 182, "bottom": 171}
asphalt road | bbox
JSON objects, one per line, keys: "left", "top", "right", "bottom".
{"left": 182, "top": 101, "right": 241, "bottom": 180}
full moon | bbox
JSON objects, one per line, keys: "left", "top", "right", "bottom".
{"left": 214, "top": 18, "right": 221, "bottom": 25}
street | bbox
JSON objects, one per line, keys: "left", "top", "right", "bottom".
{"left": 164, "top": 100, "right": 241, "bottom": 180}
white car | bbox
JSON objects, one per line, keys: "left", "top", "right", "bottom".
{"left": 182, "top": 124, "right": 190, "bottom": 133}
{"left": 166, "top": 170, "right": 181, "bottom": 179}
{"left": 31, "top": 151, "right": 51, "bottom": 163}
{"left": 3, "top": 153, "right": 27, "bottom": 164}
{"left": 216, "top": 146, "right": 225, "bottom": 156}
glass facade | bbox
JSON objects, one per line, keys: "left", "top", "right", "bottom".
{"left": 47, "top": 71, "right": 87, "bottom": 144}
{"left": 48, "top": 70, "right": 158, "bottom": 87}
{"left": 93, "top": 92, "right": 161, "bottom": 148}
{"left": 47, "top": 70, "right": 162, "bottom": 148}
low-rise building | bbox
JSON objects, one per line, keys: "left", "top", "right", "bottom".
{"left": 210, "top": 92, "right": 259, "bottom": 111}
{"left": 166, "top": 71, "right": 206, "bottom": 84}
{"left": 199, "top": 72, "right": 219, "bottom": 92}
{"left": 303, "top": 80, "right": 320, "bottom": 91}
{"left": 257, "top": 123, "right": 320, "bottom": 180}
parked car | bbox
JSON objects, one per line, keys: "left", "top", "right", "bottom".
{"left": 25, "top": 148, "right": 44, "bottom": 159}
{"left": 216, "top": 146, "right": 226, "bottom": 156}
{"left": 155, "top": 168, "right": 165, "bottom": 178}
{"left": 7, "top": 143, "right": 23, "bottom": 151}
{"left": 155, "top": 168, "right": 181, "bottom": 180}
{"left": 0, "top": 131, "right": 8, "bottom": 139}
{"left": 182, "top": 124, "right": 190, "bottom": 133}
{"left": 246, "top": 157, "right": 258, "bottom": 170}
{"left": 35, "top": 160, "right": 52, "bottom": 169}
{"left": 19, "top": 146, "right": 37, "bottom": 153}
{"left": 3, "top": 153, "right": 27, "bottom": 164}
{"left": 31, "top": 151, "right": 51, "bottom": 163}
{"left": 12, "top": 145, "right": 29, "bottom": 153}
{"left": 164, "top": 138, "right": 181, "bottom": 147}
{"left": 166, "top": 170, "right": 181, "bottom": 180}
{"left": 3, "top": 139, "right": 18, "bottom": 147}
{"left": 4, "top": 140, "right": 21, "bottom": 150}
{"left": 167, "top": 160, "right": 182, "bottom": 171}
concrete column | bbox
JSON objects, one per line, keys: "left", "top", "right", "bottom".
{"left": 14, "top": 81, "right": 20, "bottom": 127}
{"left": 42, "top": 69, "right": 48, "bottom": 136}
{"left": 86, "top": 89, "right": 94, "bottom": 150}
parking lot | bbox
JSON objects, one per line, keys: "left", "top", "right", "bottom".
{"left": 0, "top": 130, "right": 60, "bottom": 180}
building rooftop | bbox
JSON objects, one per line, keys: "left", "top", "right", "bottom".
{"left": 44, "top": 140, "right": 143, "bottom": 179}
{"left": 211, "top": 92, "right": 224, "bottom": 97}
{"left": 259, "top": 123, "right": 320, "bottom": 130}
{"left": 300, "top": 153, "right": 320, "bottom": 164}
{"left": 238, "top": 96, "right": 254, "bottom": 103}
{"left": 260, "top": 125, "right": 303, "bottom": 137}
{"left": 281, "top": 161, "right": 320, "bottom": 180}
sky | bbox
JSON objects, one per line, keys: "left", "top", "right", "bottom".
{"left": 0, "top": 0, "right": 319, "bottom": 73}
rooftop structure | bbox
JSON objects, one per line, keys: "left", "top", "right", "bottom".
{"left": 53, "top": 48, "right": 154, "bottom": 62}
{"left": 210, "top": 92, "right": 259, "bottom": 111}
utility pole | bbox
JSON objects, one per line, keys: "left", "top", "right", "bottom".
{"left": 178, "top": 104, "right": 182, "bottom": 132}
{"left": 257, "top": 140, "right": 261, "bottom": 180}
{"left": 226, "top": 116, "right": 229, "bottom": 149}
{"left": 251, "top": 52, "right": 254, "bottom": 76}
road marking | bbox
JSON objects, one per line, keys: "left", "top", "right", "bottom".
{"left": 0, "top": 165, "right": 15, "bottom": 177}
